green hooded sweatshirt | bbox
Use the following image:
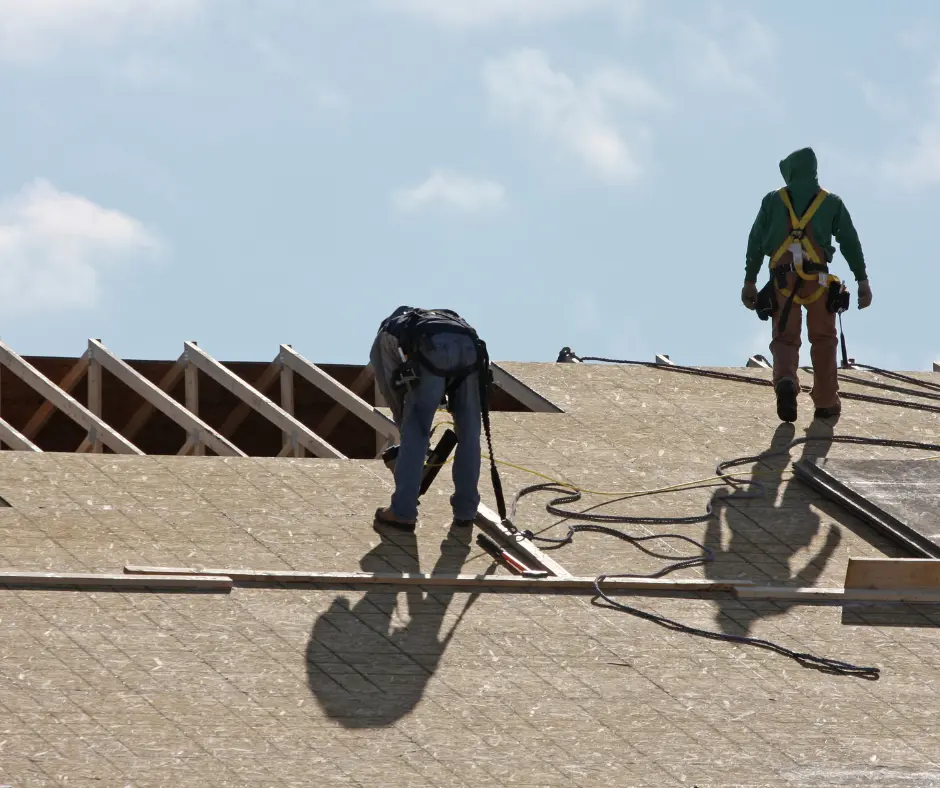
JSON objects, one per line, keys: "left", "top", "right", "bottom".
{"left": 744, "top": 147, "right": 867, "bottom": 283}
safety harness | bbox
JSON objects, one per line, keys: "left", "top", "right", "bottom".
{"left": 765, "top": 187, "right": 846, "bottom": 333}
{"left": 392, "top": 308, "right": 510, "bottom": 525}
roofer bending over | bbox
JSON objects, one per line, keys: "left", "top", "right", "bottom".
{"left": 741, "top": 147, "right": 872, "bottom": 423}
{"left": 370, "top": 306, "right": 486, "bottom": 532}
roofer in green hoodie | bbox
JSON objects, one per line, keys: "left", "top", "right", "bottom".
{"left": 741, "top": 147, "right": 872, "bottom": 423}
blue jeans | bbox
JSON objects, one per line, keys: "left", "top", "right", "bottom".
{"left": 373, "top": 332, "right": 482, "bottom": 522}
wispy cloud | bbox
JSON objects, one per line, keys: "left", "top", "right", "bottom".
{"left": 881, "top": 64, "right": 940, "bottom": 190}
{"left": 375, "top": 0, "right": 639, "bottom": 28}
{"left": 393, "top": 170, "right": 507, "bottom": 214}
{"left": 0, "top": 0, "right": 205, "bottom": 63}
{"left": 674, "top": 10, "right": 776, "bottom": 101}
{"left": 483, "top": 48, "right": 666, "bottom": 182}
{"left": 0, "top": 179, "right": 160, "bottom": 316}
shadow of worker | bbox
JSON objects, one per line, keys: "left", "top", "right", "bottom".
{"left": 704, "top": 419, "right": 841, "bottom": 636}
{"left": 306, "top": 524, "right": 473, "bottom": 728}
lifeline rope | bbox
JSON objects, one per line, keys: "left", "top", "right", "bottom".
{"left": 501, "top": 352, "right": 940, "bottom": 680}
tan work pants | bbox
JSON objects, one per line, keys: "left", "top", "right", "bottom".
{"left": 770, "top": 273, "right": 840, "bottom": 410}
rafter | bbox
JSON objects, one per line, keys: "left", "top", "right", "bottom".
{"left": 183, "top": 342, "right": 345, "bottom": 459}
{"left": 21, "top": 351, "right": 89, "bottom": 440}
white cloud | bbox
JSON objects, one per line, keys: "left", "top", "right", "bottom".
{"left": 881, "top": 64, "right": 940, "bottom": 190}
{"left": 0, "top": 179, "right": 160, "bottom": 317}
{"left": 0, "top": 0, "right": 205, "bottom": 62}
{"left": 483, "top": 48, "right": 665, "bottom": 181}
{"left": 375, "top": 0, "right": 639, "bottom": 28}
{"left": 393, "top": 170, "right": 506, "bottom": 214}
{"left": 675, "top": 11, "right": 776, "bottom": 100}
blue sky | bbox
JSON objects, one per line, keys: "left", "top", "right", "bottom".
{"left": 1, "top": 0, "right": 938, "bottom": 369}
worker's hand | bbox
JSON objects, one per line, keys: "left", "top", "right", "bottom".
{"left": 857, "top": 279, "right": 872, "bottom": 309}
{"left": 741, "top": 282, "right": 759, "bottom": 310}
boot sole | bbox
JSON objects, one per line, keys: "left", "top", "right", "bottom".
{"left": 776, "top": 383, "right": 798, "bottom": 423}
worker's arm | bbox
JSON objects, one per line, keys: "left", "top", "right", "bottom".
{"left": 744, "top": 196, "right": 770, "bottom": 284}
{"left": 832, "top": 199, "right": 867, "bottom": 282}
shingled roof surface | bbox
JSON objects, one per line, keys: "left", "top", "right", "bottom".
{"left": 2, "top": 361, "right": 940, "bottom": 787}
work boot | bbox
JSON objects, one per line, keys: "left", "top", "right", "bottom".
{"left": 814, "top": 405, "right": 841, "bottom": 421}
{"left": 775, "top": 379, "right": 798, "bottom": 423}
{"left": 374, "top": 506, "right": 416, "bottom": 532}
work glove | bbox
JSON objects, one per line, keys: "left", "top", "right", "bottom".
{"left": 741, "top": 281, "right": 759, "bottom": 310}
{"left": 857, "top": 279, "right": 872, "bottom": 309}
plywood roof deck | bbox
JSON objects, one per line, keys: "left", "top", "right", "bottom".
{"left": 1, "top": 358, "right": 940, "bottom": 786}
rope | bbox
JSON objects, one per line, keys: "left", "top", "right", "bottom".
{"left": 503, "top": 351, "right": 940, "bottom": 679}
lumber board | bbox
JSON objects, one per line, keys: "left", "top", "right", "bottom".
{"left": 0, "top": 417, "right": 41, "bottom": 451}
{"left": 476, "top": 502, "right": 571, "bottom": 577}
{"left": 0, "top": 340, "right": 143, "bottom": 455}
{"left": 845, "top": 557, "right": 940, "bottom": 591}
{"left": 89, "top": 339, "right": 245, "bottom": 457}
{"left": 21, "top": 351, "right": 89, "bottom": 439}
{"left": 124, "top": 565, "right": 749, "bottom": 593}
{"left": 490, "top": 363, "right": 563, "bottom": 413}
{"left": 184, "top": 342, "right": 345, "bottom": 459}
{"left": 736, "top": 585, "right": 940, "bottom": 603}
{"left": 123, "top": 357, "right": 186, "bottom": 439}
{"left": 280, "top": 344, "right": 399, "bottom": 441}
{"left": 0, "top": 571, "right": 232, "bottom": 591}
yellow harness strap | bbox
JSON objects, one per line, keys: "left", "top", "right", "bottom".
{"left": 770, "top": 187, "right": 839, "bottom": 305}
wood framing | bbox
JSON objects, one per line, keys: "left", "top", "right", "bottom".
{"left": 87, "top": 349, "right": 103, "bottom": 453}
{"left": 279, "top": 362, "right": 302, "bottom": 457}
{"left": 220, "top": 361, "right": 280, "bottom": 439}
{"left": 476, "top": 503, "right": 571, "bottom": 577}
{"left": 123, "top": 358, "right": 185, "bottom": 440}
{"left": 88, "top": 339, "right": 246, "bottom": 458}
{"left": 317, "top": 365, "right": 374, "bottom": 435}
{"left": 0, "top": 340, "right": 143, "bottom": 455}
{"left": 844, "top": 557, "right": 940, "bottom": 591}
{"left": 746, "top": 355, "right": 771, "bottom": 369}
{"left": 0, "top": 417, "right": 41, "bottom": 452}
{"left": 0, "top": 571, "right": 231, "bottom": 591}
{"left": 279, "top": 344, "right": 399, "bottom": 442}
{"left": 490, "top": 363, "right": 563, "bottom": 414}
{"left": 183, "top": 342, "right": 346, "bottom": 459}
{"left": 21, "top": 351, "right": 89, "bottom": 439}
{"left": 184, "top": 354, "right": 203, "bottom": 456}
{"left": 934, "top": 362, "right": 940, "bottom": 373}
{"left": 655, "top": 354, "right": 675, "bottom": 366}
{"left": 735, "top": 585, "right": 940, "bottom": 604}
{"left": 124, "top": 565, "right": 751, "bottom": 593}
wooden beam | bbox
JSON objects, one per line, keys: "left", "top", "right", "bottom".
{"left": 490, "top": 362, "right": 563, "bottom": 413}
{"left": 123, "top": 357, "right": 185, "bottom": 440}
{"left": 280, "top": 344, "right": 399, "bottom": 442}
{"left": 184, "top": 342, "right": 346, "bottom": 459}
{"left": 317, "top": 365, "right": 374, "bottom": 439}
{"left": 934, "top": 362, "right": 940, "bottom": 373}
{"left": 21, "top": 351, "right": 89, "bottom": 440}
{"left": 87, "top": 351, "right": 103, "bottom": 453}
{"left": 845, "top": 558, "right": 940, "bottom": 591}
{"left": 89, "top": 340, "right": 245, "bottom": 458}
{"left": 0, "top": 340, "right": 143, "bottom": 455}
{"left": 184, "top": 354, "right": 204, "bottom": 456}
{"left": 0, "top": 571, "right": 231, "bottom": 591}
{"left": 476, "top": 503, "right": 571, "bottom": 577}
{"left": 746, "top": 355, "right": 771, "bottom": 369}
{"left": 655, "top": 354, "right": 675, "bottom": 366}
{"left": 735, "top": 586, "right": 940, "bottom": 603}
{"left": 219, "top": 361, "right": 280, "bottom": 439}
{"left": 0, "top": 417, "right": 41, "bottom": 452}
{"left": 124, "top": 564, "right": 749, "bottom": 593}
{"left": 279, "top": 360, "right": 302, "bottom": 457}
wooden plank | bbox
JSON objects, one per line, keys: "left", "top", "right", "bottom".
{"left": 184, "top": 342, "right": 346, "bottom": 459}
{"left": 736, "top": 585, "right": 940, "bottom": 603}
{"left": 489, "top": 362, "right": 564, "bottom": 413}
{"left": 89, "top": 339, "right": 245, "bottom": 458}
{"left": 21, "top": 351, "right": 89, "bottom": 439}
{"left": 123, "top": 357, "right": 185, "bottom": 440}
{"left": 476, "top": 502, "right": 571, "bottom": 577}
{"left": 655, "top": 354, "right": 675, "bottom": 366}
{"left": 0, "top": 417, "right": 41, "bottom": 452}
{"left": 280, "top": 344, "right": 399, "bottom": 441}
{"left": 844, "top": 557, "right": 940, "bottom": 591}
{"left": 280, "top": 362, "right": 298, "bottom": 455}
{"left": 746, "top": 355, "right": 771, "bottom": 369}
{"left": 0, "top": 571, "right": 232, "bottom": 591}
{"left": 87, "top": 353, "right": 103, "bottom": 453}
{"left": 0, "top": 340, "right": 143, "bottom": 455}
{"left": 124, "top": 565, "right": 751, "bottom": 593}
{"left": 317, "top": 365, "right": 375, "bottom": 439}
{"left": 184, "top": 356, "right": 204, "bottom": 456}
{"left": 220, "top": 361, "right": 280, "bottom": 439}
